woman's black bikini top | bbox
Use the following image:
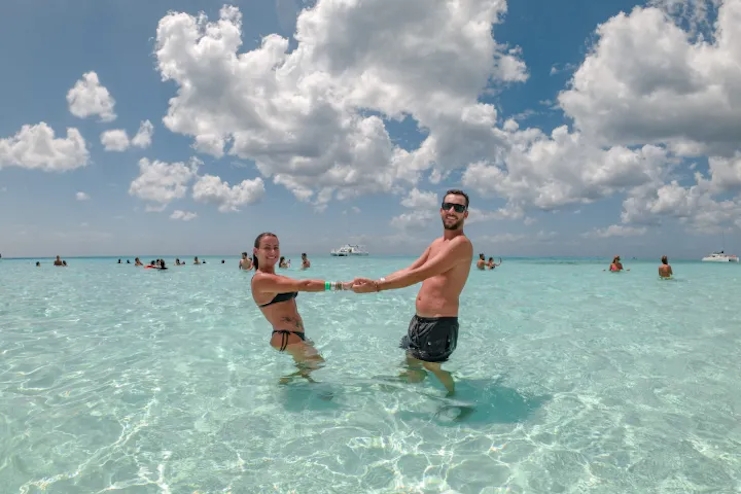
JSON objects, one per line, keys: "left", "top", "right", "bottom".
{"left": 258, "top": 291, "right": 298, "bottom": 308}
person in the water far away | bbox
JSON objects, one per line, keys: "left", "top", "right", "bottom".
{"left": 658, "top": 255, "right": 673, "bottom": 278}
{"left": 250, "top": 231, "right": 352, "bottom": 384}
{"left": 351, "top": 189, "right": 474, "bottom": 397}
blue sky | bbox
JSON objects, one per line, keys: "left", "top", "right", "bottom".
{"left": 1, "top": 0, "right": 740, "bottom": 259}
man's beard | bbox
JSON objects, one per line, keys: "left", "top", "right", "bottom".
{"left": 442, "top": 217, "right": 463, "bottom": 230}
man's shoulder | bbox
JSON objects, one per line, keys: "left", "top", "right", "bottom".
{"left": 451, "top": 234, "right": 473, "bottom": 249}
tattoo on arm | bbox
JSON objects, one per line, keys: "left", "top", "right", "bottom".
{"left": 280, "top": 316, "right": 304, "bottom": 330}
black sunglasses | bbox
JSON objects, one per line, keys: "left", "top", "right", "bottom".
{"left": 441, "top": 202, "right": 466, "bottom": 213}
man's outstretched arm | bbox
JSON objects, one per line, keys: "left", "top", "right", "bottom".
{"left": 374, "top": 237, "right": 471, "bottom": 291}
{"left": 383, "top": 246, "right": 431, "bottom": 282}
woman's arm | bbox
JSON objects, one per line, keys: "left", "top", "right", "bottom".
{"left": 253, "top": 273, "right": 351, "bottom": 293}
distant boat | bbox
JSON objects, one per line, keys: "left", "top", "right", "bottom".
{"left": 701, "top": 251, "right": 739, "bottom": 263}
{"left": 330, "top": 244, "right": 369, "bottom": 256}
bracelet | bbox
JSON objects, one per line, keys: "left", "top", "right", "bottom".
{"left": 325, "top": 281, "right": 345, "bottom": 291}
{"left": 376, "top": 277, "right": 386, "bottom": 292}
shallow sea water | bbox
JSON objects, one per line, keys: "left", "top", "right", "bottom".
{"left": 1, "top": 256, "right": 740, "bottom": 493}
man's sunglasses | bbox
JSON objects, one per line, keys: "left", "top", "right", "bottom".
{"left": 441, "top": 202, "right": 467, "bottom": 213}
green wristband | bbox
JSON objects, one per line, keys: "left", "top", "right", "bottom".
{"left": 325, "top": 281, "right": 331, "bottom": 291}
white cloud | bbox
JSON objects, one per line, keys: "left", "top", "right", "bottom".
{"left": 191, "top": 174, "right": 265, "bottom": 212}
{"left": 390, "top": 209, "right": 436, "bottom": 231}
{"left": 170, "top": 210, "right": 197, "bottom": 221}
{"left": 100, "top": 120, "right": 154, "bottom": 152}
{"left": 76, "top": 192, "right": 90, "bottom": 201}
{"left": 100, "top": 129, "right": 130, "bottom": 152}
{"left": 620, "top": 172, "right": 741, "bottom": 234}
{"left": 466, "top": 206, "right": 525, "bottom": 224}
{"left": 400, "top": 188, "right": 438, "bottom": 210}
{"left": 0, "top": 122, "right": 89, "bottom": 172}
{"left": 462, "top": 124, "right": 671, "bottom": 213}
{"left": 131, "top": 120, "right": 154, "bottom": 149}
{"left": 557, "top": 1, "right": 741, "bottom": 157}
{"left": 128, "top": 158, "right": 199, "bottom": 211}
{"left": 153, "top": 2, "right": 527, "bottom": 208}
{"left": 583, "top": 224, "right": 648, "bottom": 238}
{"left": 391, "top": 188, "right": 438, "bottom": 230}
{"left": 66, "top": 71, "right": 117, "bottom": 122}
{"left": 479, "top": 230, "right": 557, "bottom": 244}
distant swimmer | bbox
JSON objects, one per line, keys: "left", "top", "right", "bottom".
{"left": 53, "top": 255, "right": 64, "bottom": 267}
{"left": 487, "top": 257, "right": 502, "bottom": 269}
{"left": 476, "top": 253, "right": 486, "bottom": 270}
{"left": 352, "top": 189, "right": 474, "bottom": 397}
{"left": 606, "top": 255, "right": 629, "bottom": 272}
{"left": 301, "top": 253, "right": 311, "bottom": 270}
{"left": 193, "top": 256, "right": 201, "bottom": 265}
{"left": 251, "top": 232, "right": 352, "bottom": 384}
{"left": 659, "top": 255, "right": 673, "bottom": 278}
{"left": 239, "top": 252, "right": 252, "bottom": 270}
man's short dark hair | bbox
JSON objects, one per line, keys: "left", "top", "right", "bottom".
{"left": 444, "top": 189, "right": 469, "bottom": 209}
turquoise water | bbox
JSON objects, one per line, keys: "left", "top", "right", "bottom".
{"left": 1, "top": 256, "right": 740, "bottom": 493}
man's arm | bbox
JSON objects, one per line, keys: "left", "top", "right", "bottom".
{"left": 375, "top": 238, "right": 471, "bottom": 291}
{"left": 383, "top": 246, "right": 432, "bottom": 282}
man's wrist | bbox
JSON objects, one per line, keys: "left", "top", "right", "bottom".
{"left": 375, "top": 277, "right": 386, "bottom": 291}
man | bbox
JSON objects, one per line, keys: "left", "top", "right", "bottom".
{"left": 239, "top": 252, "right": 250, "bottom": 270}
{"left": 476, "top": 253, "right": 486, "bottom": 270}
{"left": 658, "top": 255, "right": 673, "bottom": 278}
{"left": 352, "top": 189, "right": 474, "bottom": 396}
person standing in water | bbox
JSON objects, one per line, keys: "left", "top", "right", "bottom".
{"left": 352, "top": 189, "right": 474, "bottom": 396}
{"left": 658, "top": 255, "right": 673, "bottom": 278}
{"left": 251, "top": 232, "right": 352, "bottom": 383}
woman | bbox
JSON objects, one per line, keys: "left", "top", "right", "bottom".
{"left": 658, "top": 255, "right": 673, "bottom": 278}
{"left": 487, "top": 257, "right": 502, "bottom": 269}
{"left": 251, "top": 232, "right": 351, "bottom": 382}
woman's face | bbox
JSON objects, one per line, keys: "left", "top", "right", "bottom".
{"left": 255, "top": 235, "right": 280, "bottom": 267}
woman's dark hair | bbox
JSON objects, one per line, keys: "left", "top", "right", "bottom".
{"left": 253, "top": 232, "right": 277, "bottom": 270}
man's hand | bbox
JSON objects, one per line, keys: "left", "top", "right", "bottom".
{"left": 351, "top": 277, "right": 377, "bottom": 293}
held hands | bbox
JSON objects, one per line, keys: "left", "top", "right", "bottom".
{"left": 350, "top": 277, "right": 377, "bottom": 293}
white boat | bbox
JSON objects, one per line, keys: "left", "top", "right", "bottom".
{"left": 330, "top": 244, "right": 369, "bottom": 256}
{"left": 701, "top": 251, "right": 739, "bottom": 263}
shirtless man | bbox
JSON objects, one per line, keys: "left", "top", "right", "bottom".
{"left": 658, "top": 255, "right": 673, "bottom": 278}
{"left": 352, "top": 189, "right": 474, "bottom": 396}
{"left": 476, "top": 253, "right": 486, "bottom": 270}
{"left": 239, "top": 252, "right": 252, "bottom": 270}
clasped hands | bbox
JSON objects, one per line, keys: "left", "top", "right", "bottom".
{"left": 338, "top": 277, "right": 379, "bottom": 293}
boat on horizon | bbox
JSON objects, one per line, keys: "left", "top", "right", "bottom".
{"left": 330, "top": 244, "right": 369, "bottom": 257}
{"left": 701, "top": 251, "right": 739, "bottom": 263}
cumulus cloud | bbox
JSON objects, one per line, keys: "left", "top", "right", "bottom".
{"left": 462, "top": 123, "right": 671, "bottom": 213}
{"left": 66, "top": 71, "right": 117, "bottom": 122}
{"left": 153, "top": 2, "right": 527, "bottom": 209}
{"left": 558, "top": 1, "right": 741, "bottom": 157}
{"left": 100, "top": 120, "right": 154, "bottom": 152}
{"left": 479, "top": 230, "right": 557, "bottom": 244}
{"left": 191, "top": 174, "right": 266, "bottom": 212}
{"left": 100, "top": 129, "right": 130, "bottom": 152}
{"left": 170, "top": 210, "right": 197, "bottom": 221}
{"left": 0, "top": 122, "right": 89, "bottom": 172}
{"left": 76, "top": 192, "right": 90, "bottom": 201}
{"left": 128, "top": 158, "right": 200, "bottom": 211}
{"left": 541, "top": 0, "right": 741, "bottom": 234}
{"left": 582, "top": 224, "right": 648, "bottom": 238}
